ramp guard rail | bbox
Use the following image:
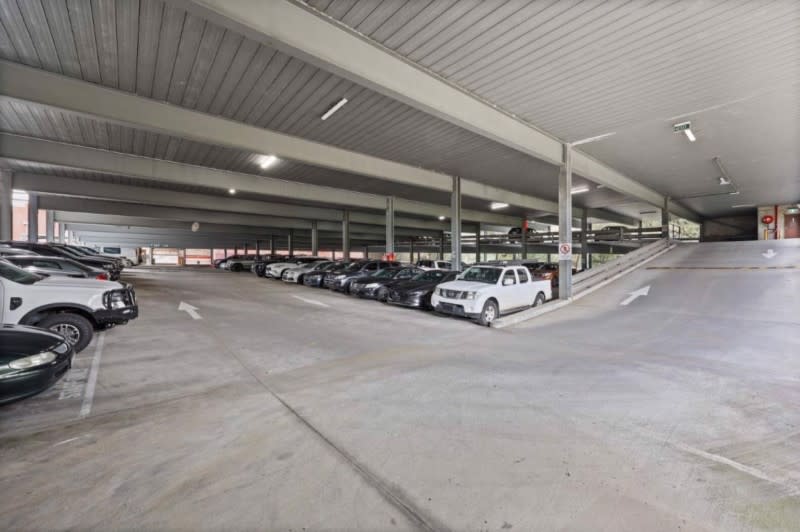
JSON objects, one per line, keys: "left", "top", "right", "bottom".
{"left": 572, "top": 238, "right": 671, "bottom": 296}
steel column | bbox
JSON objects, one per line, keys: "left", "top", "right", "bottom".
{"left": 385, "top": 196, "right": 395, "bottom": 256}
{"left": 27, "top": 193, "right": 39, "bottom": 242}
{"left": 45, "top": 210, "right": 55, "bottom": 241}
{"left": 522, "top": 219, "right": 528, "bottom": 259}
{"left": 342, "top": 210, "right": 350, "bottom": 260}
{"left": 311, "top": 221, "right": 319, "bottom": 256}
{"left": 255, "top": 240, "right": 260, "bottom": 255}
{"left": 475, "top": 224, "right": 482, "bottom": 263}
{"left": 270, "top": 236, "right": 276, "bottom": 255}
{"left": 450, "top": 176, "right": 461, "bottom": 268}
{"left": 662, "top": 197, "right": 670, "bottom": 239}
{"left": 558, "top": 145, "right": 573, "bottom": 300}
{"left": 439, "top": 231, "right": 445, "bottom": 260}
{"left": 0, "top": 170, "right": 12, "bottom": 241}
{"left": 580, "top": 210, "right": 588, "bottom": 270}
{"left": 409, "top": 237, "right": 414, "bottom": 263}
{"left": 287, "top": 230, "right": 294, "bottom": 257}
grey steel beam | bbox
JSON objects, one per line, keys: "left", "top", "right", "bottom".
{"left": 451, "top": 176, "right": 461, "bottom": 268}
{"left": 0, "top": 133, "right": 629, "bottom": 225}
{"left": 580, "top": 210, "right": 589, "bottom": 270}
{"left": 27, "top": 193, "right": 39, "bottom": 242}
{"left": 558, "top": 145, "right": 573, "bottom": 300}
{"left": 182, "top": 0, "right": 699, "bottom": 223}
{"left": 0, "top": 63, "right": 575, "bottom": 220}
{"left": 0, "top": 170, "right": 11, "bottom": 240}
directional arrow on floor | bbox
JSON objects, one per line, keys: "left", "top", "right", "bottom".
{"left": 762, "top": 249, "right": 777, "bottom": 259}
{"left": 620, "top": 286, "right": 650, "bottom": 306}
{"left": 178, "top": 301, "right": 202, "bottom": 320}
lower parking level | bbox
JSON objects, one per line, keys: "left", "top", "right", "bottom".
{"left": 1, "top": 241, "right": 799, "bottom": 531}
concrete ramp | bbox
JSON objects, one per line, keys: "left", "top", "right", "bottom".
{"left": 508, "top": 238, "right": 800, "bottom": 329}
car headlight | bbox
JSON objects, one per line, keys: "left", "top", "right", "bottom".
{"left": 366, "top": 283, "right": 380, "bottom": 288}
{"left": 437, "top": 288, "right": 445, "bottom": 296}
{"left": 104, "top": 290, "right": 130, "bottom": 309}
{"left": 101, "top": 263, "right": 114, "bottom": 270}
{"left": 463, "top": 291, "right": 478, "bottom": 300}
{"left": 9, "top": 351, "right": 57, "bottom": 370}
{"left": 335, "top": 274, "right": 346, "bottom": 280}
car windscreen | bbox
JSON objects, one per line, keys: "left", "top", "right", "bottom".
{"left": 343, "top": 262, "right": 365, "bottom": 272}
{"left": 0, "top": 261, "right": 43, "bottom": 284}
{"left": 412, "top": 270, "right": 447, "bottom": 282}
{"left": 372, "top": 268, "right": 399, "bottom": 279}
{"left": 460, "top": 266, "right": 502, "bottom": 284}
{"left": 54, "top": 246, "right": 84, "bottom": 259}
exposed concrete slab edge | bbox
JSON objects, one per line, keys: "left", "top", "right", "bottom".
{"left": 492, "top": 243, "right": 677, "bottom": 329}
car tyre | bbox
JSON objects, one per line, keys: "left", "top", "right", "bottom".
{"left": 230, "top": 263, "right": 242, "bottom": 272}
{"left": 39, "top": 313, "right": 94, "bottom": 353}
{"left": 377, "top": 287, "right": 388, "bottom": 302}
{"left": 533, "top": 292, "right": 546, "bottom": 307}
{"left": 477, "top": 300, "right": 499, "bottom": 326}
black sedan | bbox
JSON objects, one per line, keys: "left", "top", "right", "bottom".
{"left": 1, "top": 324, "right": 74, "bottom": 405}
{"left": 349, "top": 266, "right": 423, "bottom": 301}
{"left": 329, "top": 260, "right": 401, "bottom": 293}
{"left": 303, "top": 260, "right": 352, "bottom": 287}
{"left": 386, "top": 270, "right": 459, "bottom": 309}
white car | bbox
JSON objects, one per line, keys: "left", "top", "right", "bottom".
{"left": 416, "top": 259, "right": 453, "bottom": 271}
{"left": 0, "top": 260, "right": 138, "bottom": 352}
{"left": 265, "top": 256, "right": 325, "bottom": 279}
{"left": 282, "top": 260, "right": 332, "bottom": 283}
{"left": 431, "top": 263, "right": 551, "bottom": 326}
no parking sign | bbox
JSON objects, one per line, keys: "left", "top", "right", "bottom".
{"left": 558, "top": 242, "right": 572, "bottom": 260}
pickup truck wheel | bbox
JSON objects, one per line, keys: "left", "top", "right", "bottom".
{"left": 533, "top": 292, "right": 546, "bottom": 307}
{"left": 478, "top": 300, "right": 499, "bottom": 326}
{"left": 230, "top": 263, "right": 243, "bottom": 272}
{"left": 39, "top": 313, "right": 94, "bottom": 353}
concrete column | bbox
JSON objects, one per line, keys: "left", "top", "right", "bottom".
{"left": 342, "top": 210, "right": 350, "bottom": 260}
{"left": 27, "top": 193, "right": 39, "bottom": 242}
{"left": 475, "top": 223, "right": 482, "bottom": 263}
{"left": 439, "top": 231, "right": 445, "bottom": 260}
{"left": 45, "top": 210, "right": 55, "bottom": 242}
{"left": 558, "top": 144, "right": 573, "bottom": 300}
{"left": 385, "top": 196, "right": 395, "bottom": 256}
{"left": 522, "top": 219, "right": 528, "bottom": 259}
{"left": 311, "top": 221, "right": 319, "bottom": 256}
{"left": 287, "top": 230, "right": 294, "bottom": 256}
{"left": 255, "top": 240, "right": 260, "bottom": 255}
{"left": 450, "top": 176, "right": 461, "bottom": 268}
{"left": 409, "top": 237, "right": 415, "bottom": 263}
{"left": 270, "top": 235, "right": 276, "bottom": 255}
{"left": 580, "top": 210, "right": 588, "bottom": 271}
{"left": 662, "top": 196, "right": 670, "bottom": 239}
{"left": 0, "top": 170, "right": 12, "bottom": 241}
{"left": 243, "top": 243, "right": 248, "bottom": 254}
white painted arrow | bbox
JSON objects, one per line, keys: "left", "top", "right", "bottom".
{"left": 178, "top": 301, "right": 202, "bottom": 320}
{"left": 762, "top": 249, "right": 777, "bottom": 259}
{"left": 620, "top": 286, "right": 650, "bottom": 306}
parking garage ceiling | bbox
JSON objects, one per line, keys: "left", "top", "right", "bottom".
{"left": 0, "top": 0, "right": 796, "bottom": 237}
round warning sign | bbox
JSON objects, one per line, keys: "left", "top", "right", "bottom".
{"left": 558, "top": 242, "right": 572, "bottom": 260}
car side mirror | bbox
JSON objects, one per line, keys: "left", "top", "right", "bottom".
{"left": 503, "top": 278, "right": 514, "bottom": 286}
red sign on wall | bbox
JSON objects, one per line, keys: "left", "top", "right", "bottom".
{"left": 761, "top": 215, "right": 775, "bottom": 225}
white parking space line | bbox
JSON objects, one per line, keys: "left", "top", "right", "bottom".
{"left": 79, "top": 333, "right": 105, "bottom": 418}
{"left": 292, "top": 295, "right": 330, "bottom": 308}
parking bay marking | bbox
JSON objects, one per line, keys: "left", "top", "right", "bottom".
{"left": 79, "top": 332, "right": 105, "bottom": 418}
{"left": 620, "top": 285, "right": 650, "bottom": 306}
{"left": 292, "top": 295, "right": 330, "bottom": 308}
{"left": 178, "top": 301, "right": 202, "bottom": 319}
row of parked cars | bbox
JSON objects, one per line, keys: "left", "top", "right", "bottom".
{"left": 1, "top": 242, "right": 139, "bottom": 405}
{"left": 218, "top": 254, "right": 554, "bottom": 327}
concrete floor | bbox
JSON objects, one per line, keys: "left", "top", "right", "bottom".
{"left": 1, "top": 240, "right": 799, "bottom": 531}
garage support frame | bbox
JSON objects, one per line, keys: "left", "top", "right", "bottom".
{"left": 0, "top": 170, "right": 11, "bottom": 241}
{"left": 558, "top": 145, "right": 573, "bottom": 300}
{"left": 451, "top": 176, "right": 462, "bottom": 268}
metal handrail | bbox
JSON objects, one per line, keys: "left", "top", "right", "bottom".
{"left": 572, "top": 238, "right": 671, "bottom": 294}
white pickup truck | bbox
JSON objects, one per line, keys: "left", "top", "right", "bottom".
{"left": 431, "top": 263, "right": 551, "bottom": 326}
{"left": 0, "top": 260, "right": 138, "bottom": 352}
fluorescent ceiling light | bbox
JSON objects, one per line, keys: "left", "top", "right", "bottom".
{"left": 719, "top": 176, "right": 731, "bottom": 186}
{"left": 228, "top": 188, "right": 236, "bottom": 195}
{"left": 438, "top": 215, "right": 446, "bottom": 221}
{"left": 728, "top": 191, "right": 740, "bottom": 195}
{"left": 684, "top": 129, "right": 696, "bottom": 142}
{"left": 571, "top": 186, "right": 590, "bottom": 194}
{"left": 732, "top": 204, "right": 755, "bottom": 208}
{"left": 321, "top": 98, "right": 348, "bottom": 120}
{"left": 490, "top": 202, "right": 509, "bottom": 210}
{"left": 259, "top": 155, "right": 277, "bottom": 169}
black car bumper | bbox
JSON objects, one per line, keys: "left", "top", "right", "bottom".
{"left": 351, "top": 285, "right": 380, "bottom": 298}
{"left": 387, "top": 291, "right": 428, "bottom": 308}
{"left": 0, "top": 352, "right": 72, "bottom": 405}
{"left": 303, "top": 275, "right": 324, "bottom": 287}
{"left": 434, "top": 302, "right": 479, "bottom": 319}
{"left": 92, "top": 306, "right": 138, "bottom": 326}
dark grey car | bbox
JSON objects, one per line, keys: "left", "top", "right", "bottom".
{"left": 1, "top": 255, "right": 111, "bottom": 280}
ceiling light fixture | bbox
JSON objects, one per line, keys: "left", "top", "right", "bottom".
{"left": 228, "top": 188, "right": 236, "bottom": 195}
{"left": 719, "top": 176, "right": 731, "bottom": 186}
{"left": 259, "top": 155, "right": 278, "bottom": 169}
{"left": 673, "top": 121, "right": 696, "bottom": 142}
{"left": 438, "top": 215, "right": 446, "bottom": 221}
{"left": 732, "top": 204, "right": 755, "bottom": 208}
{"left": 321, "top": 98, "right": 348, "bottom": 120}
{"left": 571, "top": 186, "right": 590, "bottom": 194}
{"left": 490, "top": 202, "right": 509, "bottom": 210}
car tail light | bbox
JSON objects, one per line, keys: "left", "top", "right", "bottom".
{"left": 96, "top": 273, "right": 109, "bottom": 280}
